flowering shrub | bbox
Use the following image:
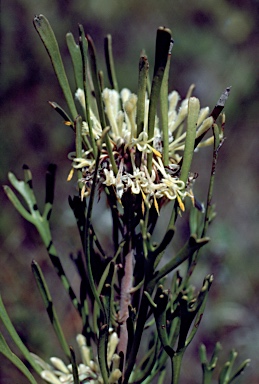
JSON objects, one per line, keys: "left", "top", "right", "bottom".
{"left": 0, "top": 14, "right": 250, "bottom": 384}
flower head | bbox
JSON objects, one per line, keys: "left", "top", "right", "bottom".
{"left": 71, "top": 85, "right": 212, "bottom": 212}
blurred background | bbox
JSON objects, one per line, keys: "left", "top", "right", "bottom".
{"left": 1, "top": 0, "right": 259, "bottom": 383}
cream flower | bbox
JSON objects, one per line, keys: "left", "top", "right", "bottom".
{"left": 32, "top": 332, "right": 121, "bottom": 384}
{"left": 72, "top": 86, "right": 212, "bottom": 208}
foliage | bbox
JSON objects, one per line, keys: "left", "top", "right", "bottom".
{"left": 0, "top": 14, "right": 250, "bottom": 384}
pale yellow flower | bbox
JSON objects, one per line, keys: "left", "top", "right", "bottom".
{"left": 71, "top": 86, "right": 213, "bottom": 208}
{"left": 32, "top": 332, "right": 121, "bottom": 384}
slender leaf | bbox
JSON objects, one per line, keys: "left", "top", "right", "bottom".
{"left": 0, "top": 333, "right": 38, "bottom": 384}
{"left": 33, "top": 15, "right": 78, "bottom": 119}
{"left": 0, "top": 295, "right": 42, "bottom": 376}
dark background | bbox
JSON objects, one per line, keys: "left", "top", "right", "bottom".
{"left": 1, "top": 0, "right": 259, "bottom": 383}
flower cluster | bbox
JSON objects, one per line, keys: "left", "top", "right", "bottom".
{"left": 2, "top": 16, "right": 250, "bottom": 384}
{"left": 32, "top": 331, "right": 121, "bottom": 384}
{"left": 69, "top": 86, "right": 213, "bottom": 211}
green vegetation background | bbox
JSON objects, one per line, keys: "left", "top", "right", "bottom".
{"left": 1, "top": 0, "right": 258, "bottom": 383}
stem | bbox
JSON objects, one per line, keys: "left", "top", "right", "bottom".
{"left": 124, "top": 239, "right": 161, "bottom": 383}
{"left": 118, "top": 250, "right": 134, "bottom": 373}
{"left": 75, "top": 116, "right": 83, "bottom": 191}
{"left": 171, "top": 351, "right": 184, "bottom": 384}
{"left": 123, "top": 289, "right": 150, "bottom": 383}
{"left": 201, "top": 124, "right": 222, "bottom": 238}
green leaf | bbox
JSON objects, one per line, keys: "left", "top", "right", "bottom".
{"left": 87, "top": 34, "right": 117, "bottom": 174}
{"left": 147, "top": 27, "right": 172, "bottom": 173}
{"left": 104, "top": 34, "right": 119, "bottom": 92}
{"left": 0, "top": 333, "right": 38, "bottom": 384}
{"left": 151, "top": 235, "right": 209, "bottom": 284}
{"left": 153, "top": 286, "right": 174, "bottom": 358}
{"left": 218, "top": 349, "right": 250, "bottom": 384}
{"left": 78, "top": 25, "right": 98, "bottom": 159}
{"left": 160, "top": 39, "right": 173, "bottom": 166}
{"left": 70, "top": 346, "right": 80, "bottom": 384}
{"left": 136, "top": 55, "right": 149, "bottom": 168}
{"left": 66, "top": 32, "right": 84, "bottom": 91}
{"left": 33, "top": 15, "right": 78, "bottom": 119}
{"left": 228, "top": 359, "right": 251, "bottom": 383}
{"left": 0, "top": 295, "right": 42, "bottom": 376}
{"left": 48, "top": 101, "right": 73, "bottom": 126}
{"left": 185, "top": 275, "right": 213, "bottom": 347}
{"left": 200, "top": 342, "right": 222, "bottom": 384}
{"left": 180, "top": 97, "right": 200, "bottom": 184}
{"left": 5, "top": 166, "right": 81, "bottom": 316}
{"left": 31, "top": 261, "right": 71, "bottom": 360}
{"left": 3, "top": 184, "right": 33, "bottom": 223}
{"left": 86, "top": 34, "right": 106, "bottom": 129}
{"left": 194, "top": 87, "right": 231, "bottom": 149}
{"left": 97, "top": 324, "right": 109, "bottom": 384}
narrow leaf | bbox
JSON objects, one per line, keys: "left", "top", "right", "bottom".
{"left": 66, "top": 32, "right": 84, "bottom": 90}
{"left": 0, "top": 334, "right": 38, "bottom": 384}
{"left": 147, "top": 27, "right": 172, "bottom": 173}
{"left": 104, "top": 34, "right": 119, "bottom": 92}
{"left": 33, "top": 15, "right": 78, "bottom": 119}
{"left": 31, "top": 261, "right": 71, "bottom": 360}
{"left": 180, "top": 97, "right": 200, "bottom": 184}
{"left": 0, "top": 295, "right": 42, "bottom": 375}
